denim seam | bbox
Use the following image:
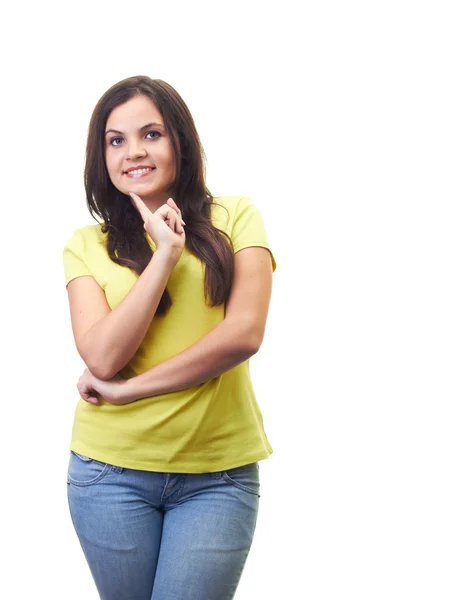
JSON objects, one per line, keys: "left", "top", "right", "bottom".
{"left": 221, "top": 472, "right": 260, "bottom": 496}
{"left": 68, "top": 463, "right": 111, "bottom": 487}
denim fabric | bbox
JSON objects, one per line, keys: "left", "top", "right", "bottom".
{"left": 67, "top": 450, "right": 260, "bottom": 600}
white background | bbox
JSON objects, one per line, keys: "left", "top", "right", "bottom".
{"left": 1, "top": 1, "right": 459, "bottom": 598}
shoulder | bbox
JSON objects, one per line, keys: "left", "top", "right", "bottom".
{"left": 63, "top": 222, "right": 107, "bottom": 252}
{"left": 211, "top": 195, "right": 254, "bottom": 212}
{"left": 210, "top": 196, "right": 257, "bottom": 229}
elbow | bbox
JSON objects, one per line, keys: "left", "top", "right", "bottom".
{"left": 91, "top": 365, "right": 118, "bottom": 381}
{"left": 228, "top": 316, "right": 265, "bottom": 357}
{"left": 241, "top": 325, "right": 265, "bottom": 357}
{"left": 81, "top": 353, "right": 118, "bottom": 381}
{"left": 78, "top": 335, "right": 121, "bottom": 380}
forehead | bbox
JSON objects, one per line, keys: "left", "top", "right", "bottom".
{"left": 106, "top": 95, "right": 163, "bottom": 129}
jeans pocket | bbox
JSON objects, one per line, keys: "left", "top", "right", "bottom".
{"left": 222, "top": 463, "right": 260, "bottom": 497}
{"left": 67, "top": 450, "right": 111, "bottom": 487}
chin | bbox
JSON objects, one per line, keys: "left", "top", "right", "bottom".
{"left": 122, "top": 182, "right": 157, "bottom": 195}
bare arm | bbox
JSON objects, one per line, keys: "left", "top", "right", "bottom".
{"left": 67, "top": 195, "right": 185, "bottom": 380}
{"left": 67, "top": 249, "right": 178, "bottom": 380}
{"left": 117, "top": 247, "right": 273, "bottom": 403}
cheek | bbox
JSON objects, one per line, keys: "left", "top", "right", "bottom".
{"left": 164, "top": 150, "right": 176, "bottom": 175}
{"left": 155, "top": 154, "right": 175, "bottom": 178}
{"left": 105, "top": 153, "right": 120, "bottom": 177}
{"left": 159, "top": 140, "right": 176, "bottom": 170}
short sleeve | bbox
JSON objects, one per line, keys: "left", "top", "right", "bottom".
{"left": 231, "top": 197, "right": 277, "bottom": 271}
{"left": 63, "top": 229, "right": 92, "bottom": 286}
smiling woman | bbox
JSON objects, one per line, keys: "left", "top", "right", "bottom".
{"left": 104, "top": 98, "right": 176, "bottom": 212}
{"left": 62, "top": 75, "right": 276, "bottom": 600}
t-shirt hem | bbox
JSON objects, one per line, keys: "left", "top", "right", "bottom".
{"left": 233, "top": 243, "right": 277, "bottom": 271}
{"left": 70, "top": 442, "right": 273, "bottom": 474}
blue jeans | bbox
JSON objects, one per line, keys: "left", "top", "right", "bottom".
{"left": 67, "top": 450, "right": 260, "bottom": 600}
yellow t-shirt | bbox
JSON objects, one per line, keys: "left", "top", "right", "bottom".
{"left": 63, "top": 196, "right": 276, "bottom": 473}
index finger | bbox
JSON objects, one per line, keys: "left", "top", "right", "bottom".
{"left": 129, "top": 192, "right": 152, "bottom": 222}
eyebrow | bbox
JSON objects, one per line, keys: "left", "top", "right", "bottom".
{"left": 105, "top": 122, "right": 165, "bottom": 136}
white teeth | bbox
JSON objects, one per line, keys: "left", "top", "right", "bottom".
{"left": 126, "top": 168, "right": 153, "bottom": 175}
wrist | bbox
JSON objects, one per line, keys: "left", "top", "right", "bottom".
{"left": 120, "top": 378, "right": 143, "bottom": 403}
{"left": 121, "top": 372, "right": 159, "bottom": 403}
{"left": 153, "top": 246, "right": 182, "bottom": 268}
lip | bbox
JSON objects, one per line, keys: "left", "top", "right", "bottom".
{"left": 124, "top": 165, "right": 155, "bottom": 173}
{"left": 123, "top": 166, "right": 156, "bottom": 179}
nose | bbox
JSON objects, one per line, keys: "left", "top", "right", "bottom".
{"left": 126, "top": 140, "right": 147, "bottom": 160}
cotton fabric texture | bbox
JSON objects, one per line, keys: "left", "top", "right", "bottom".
{"left": 63, "top": 196, "right": 276, "bottom": 473}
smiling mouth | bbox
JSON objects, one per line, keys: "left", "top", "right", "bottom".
{"left": 124, "top": 167, "right": 156, "bottom": 178}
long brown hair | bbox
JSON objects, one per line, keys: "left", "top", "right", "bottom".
{"left": 84, "top": 76, "right": 234, "bottom": 314}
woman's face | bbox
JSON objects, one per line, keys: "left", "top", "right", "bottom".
{"left": 105, "top": 94, "right": 176, "bottom": 212}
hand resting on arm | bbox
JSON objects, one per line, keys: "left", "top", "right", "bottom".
{"left": 77, "top": 246, "right": 273, "bottom": 405}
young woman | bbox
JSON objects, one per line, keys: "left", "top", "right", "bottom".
{"left": 63, "top": 75, "right": 276, "bottom": 600}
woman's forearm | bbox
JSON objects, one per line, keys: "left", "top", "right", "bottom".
{"left": 82, "top": 249, "right": 178, "bottom": 380}
{"left": 121, "top": 317, "right": 260, "bottom": 402}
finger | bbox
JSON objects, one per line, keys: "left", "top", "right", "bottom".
{"left": 84, "top": 395, "right": 100, "bottom": 405}
{"left": 157, "top": 205, "right": 184, "bottom": 234}
{"left": 83, "top": 389, "right": 100, "bottom": 405}
{"left": 166, "top": 214, "right": 175, "bottom": 231}
{"left": 77, "top": 382, "right": 100, "bottom": 405}
{"left": 129, "top": 192, "right": 153, "bottom": 223}
{"left": 166, "top": 198, "right": 185, "bottom": 228}
{"left": 169, "top": 210, "right": 182, "bottom": 234}
{"left": 175, "top": 212, "right": 184, "bottom": 234}
{"left": 166, "top": 197, "right": 180, "bottom": 214}
{"left": 158, "top": 204, "right": 179, "bottom": 225}
{"left": 163, "top": 208, "right": 175, "bottom": 231}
